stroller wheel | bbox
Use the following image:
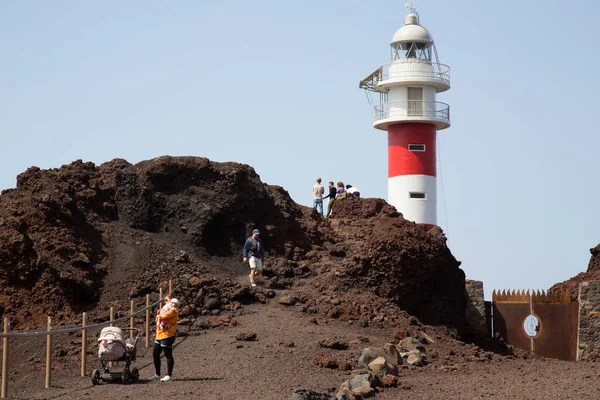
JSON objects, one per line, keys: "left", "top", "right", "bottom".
{"left": 131, "top": 367, "right": 140, "bottom": 383}
{"left": 122, "top": 367, "right": 132, "bottom": 384}
{"left": 91, "top": 369, "right": 101, "bottom": 385}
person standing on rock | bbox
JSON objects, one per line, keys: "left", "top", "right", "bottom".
{"left": 313, "top": 177, "right": 325, "bottom": 215}
{"left": 148, "top": 297, "right": 180, "bottom": 382}
{"left": 323, "top": 181, "right": 337, "bottom": 218}
{"left": 243, "top": 228, "right": 265, "bottom": 287}
{"left": 336, "top": 181, "right": 348, "bottom": 200}
{"left": 346, "top": 184, "right": 361, "bottom": 197}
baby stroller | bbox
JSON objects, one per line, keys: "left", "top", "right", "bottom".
{"left": 91, "top": 326, "right": 140, "bottom": 385}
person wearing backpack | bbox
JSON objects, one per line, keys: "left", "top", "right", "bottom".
{"left": 243, "top": 229, "right": 265, "bottom": 287}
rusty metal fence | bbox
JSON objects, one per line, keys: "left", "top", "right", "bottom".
{"left": 492, "top": 289, "right": 578, "bottom": 361}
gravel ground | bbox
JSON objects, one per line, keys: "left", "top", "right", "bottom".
{"left": 5, "top": 301, "right": 600, "bottom": 400}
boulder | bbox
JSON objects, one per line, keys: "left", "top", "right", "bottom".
{"left": 335, "top": 388, "right": 358, "bottom": 400}
{"left": 382, "top": 343, "right": 401, "bottom": 365}
{"left": 235, "top": 331, "right": 257, "bottom": 341}
{"left": 358, "top": 344, "right": 400, "bottom": 369}
{"left": 358, "top": 348, "right": 383, "bottom": 368}
{"left": 204, "top": 296, "right": 221, "bottom": 310}
{"left": 368, "top": 356, "right": 398, "bottom": 376}
{"left": 313, "top": 353, "right": 340, "bottom": 369}
{"left": 397, "top": 337, "right": 426, "bottom": 353}
{"left": 404, "top": 351, "right": 423, "bottom": 366}
{"left": 175, "top": 250, "right": 190, "bottom": 263}
{"left": 338, "top": 373, "right": 376, "bottom": 400}
{"left": 278, "top": 295, "right": 297, "bottom": 306}
{"left": 319, "top": 338, "right": 349, "bottom": 350}
{"left": 381, "top": 374, "right": 399, "bottom": 388}
{"left": 418, "top": 330, "right": 435, "bottom": 344}
{"left": 353, "top": 386, "right": 375, "bottom": 398}
{"left": 291, "top": 389, "right": 336, "bottom": 400}
{"left": 208, "top": 315, "right": 234, "bottom": 328}
{"left": 342, "top": 373, "right": 371, "bottom": 390}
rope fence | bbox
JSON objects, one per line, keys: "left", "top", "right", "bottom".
{"left": 0, "top": 279, "right": 173, "bottom": 398}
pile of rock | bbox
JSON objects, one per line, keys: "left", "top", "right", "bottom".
{"left": 293, "top": 336, "right": 431, "bottom": 400}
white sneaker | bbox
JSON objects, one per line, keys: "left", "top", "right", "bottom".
{"left": 251, "top": 282, "right": 257, "bottom": 287}
{"left": 160, "top": 375, "right": 173, "bottom": 382}
{"left": 147, "top": 374, "right": 160, "bottom": 381}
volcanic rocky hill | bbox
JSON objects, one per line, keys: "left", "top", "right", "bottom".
{"left": 0, "top": 156, "right": 465, "bottom": 331}
{"left": 551, "top": 244, "right": 600, "bottom": 300}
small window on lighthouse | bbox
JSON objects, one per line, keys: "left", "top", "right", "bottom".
{"left": 410, "top": 192, "right": 426, "bottom": 199}
{"left": 408, "top": 144, "right": 426, "bottom": 152}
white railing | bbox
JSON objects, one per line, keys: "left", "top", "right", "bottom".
{"left": 380, "top": 61, "right": 450, "bottom": 84}
{"left": 374, "top": 100, "right": 450, "bottom": 123}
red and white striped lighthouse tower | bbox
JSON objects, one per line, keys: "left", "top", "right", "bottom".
{"left": 360, "top": 6, "right": 450, "bottom": 230}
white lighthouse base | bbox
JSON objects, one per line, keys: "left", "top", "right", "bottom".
{"left": 388, "top": 174, "right": 437, "bottom": 226}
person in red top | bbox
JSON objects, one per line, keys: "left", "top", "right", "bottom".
{"left": 148, "top": 297, "right": 180, "bottom": 382}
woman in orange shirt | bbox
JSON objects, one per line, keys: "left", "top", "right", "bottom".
{"left": 148, "top": 297, "right": 180, "bottom": 382}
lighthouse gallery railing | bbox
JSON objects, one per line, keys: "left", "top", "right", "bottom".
{"left": 360, "top": 62, "right": 450, "bottom": 91}
{"left": 373, "top": 100, "right": 450, "bottom": 122}
{"left": 380, "top": 61, "right": 450, "bottom": 83}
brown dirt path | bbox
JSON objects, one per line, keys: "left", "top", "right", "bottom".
{"left": 7, "top": 299, "right": 600, "bottom": 400}
{"left": 7, "top": 302, "right": 388, "bottom": 399}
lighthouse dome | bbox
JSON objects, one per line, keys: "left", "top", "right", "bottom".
{"left": 390, "top": 15, "right": 432, "bottom": 45}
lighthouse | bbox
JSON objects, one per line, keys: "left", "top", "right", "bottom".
{"left": 360, "top": 6, "right": 450, "bottom": 230}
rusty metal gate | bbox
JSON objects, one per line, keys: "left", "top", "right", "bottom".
{"left": 492, "top": 290, "right": 578, "bottom": 361}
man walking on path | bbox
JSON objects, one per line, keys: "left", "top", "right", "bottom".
{"left": 243, "top": 229, "right": 265, "bottom": 287}
{"left": 323, "top": 181, "right": 337, "bottom": 217}
{"left": 313, "top": 177, "right": 325, "bottom": 215}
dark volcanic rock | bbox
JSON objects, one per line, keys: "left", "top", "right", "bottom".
{"left": 0, "top": 156, "right": 467, "bottom": 333}
{"left": 331, "top": 196, "right": 400, "bottom": 219}
{"left": 551, "top": 244, "right": 600, "bottom": 301}
{"left": 327, "top": 197, "right": 465, "bottom": 328}
{"left": 0, "top": 160, "right": 117, "bottom": 322}
{"left": 235, "top": 331, "right": 257, "bottom": 341}
{"left": 319, "top": 338, "right": 349, "bottom": 350}
{"left": 113, "top": 156, "right": 312, "bottom": 257}
{"left": 0, "top": 157, "right": 314, "bottom": 324}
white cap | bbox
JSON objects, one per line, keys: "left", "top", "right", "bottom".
{"left": 391, "top": 23, "right": 432, "bottom": 45}
{"left": 169, "top": 298, "right": 180, "bottom": 306}
{"left": 405, "top": 12, "right": 418, "bottom": 25}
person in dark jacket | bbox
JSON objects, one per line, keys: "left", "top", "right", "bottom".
{"left": 323, "top": 181, "right": 337, "bottom": 218}
{"left": 243, "top": 229, "right": 265, "bottom": 287}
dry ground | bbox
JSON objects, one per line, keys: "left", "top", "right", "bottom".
{"left": 5, "top": 299, "right": 600, "bottom": 400}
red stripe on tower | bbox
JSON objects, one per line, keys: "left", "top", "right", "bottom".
{"left": 388, "top": 123, "right": 436, "bottom": 178}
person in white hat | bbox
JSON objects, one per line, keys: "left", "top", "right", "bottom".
{"left": 148, "top": 297, "right": 180, "bottom": 382}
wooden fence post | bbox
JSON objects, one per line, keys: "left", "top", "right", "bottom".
{"left": 1, "top": 318, "right": 8, "bottom": 399}
{"left": 81, "top": 312, "right": 87, "bottom": 377}
{"left": 145, "top": 294, "right": 150, "bottom": 348}
{"left": 169, "top": 279, "right": 172, "bottom": 297}
{"left": 130, "top": 301, "right": 134, "bottom": 339}
{"left": 159, "top": 288, "right": 163, "bottom": 305}
{"left": 108, "top": 308, "right": 114, "bottom": 367}
{"left": 45, "top": 317, "right": 52, "bottom": 389}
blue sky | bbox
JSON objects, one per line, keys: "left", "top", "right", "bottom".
{"left": 2, "top": 1, "right": 599, "bottom": 299}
